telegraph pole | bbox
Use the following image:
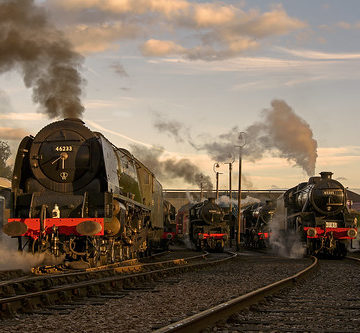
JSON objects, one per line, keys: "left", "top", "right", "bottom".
{"left": 236, "top": 132, "right": 246, "bottom": 251}
{"left": 224, "top": 156, "right": 235, "bottom": 247}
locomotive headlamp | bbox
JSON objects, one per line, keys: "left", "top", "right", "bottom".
{"left": 347, "top": 228, "right": 357, "bottom": 238}
{"left": 307, "top": 228, "right": 317, "bottom": 238}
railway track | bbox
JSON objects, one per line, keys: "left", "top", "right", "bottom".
{"left": 0, "top": 250, "right": 236, "bottom": 318}
{"left": 157, "top": 255, "right": 360, "bottom": 332}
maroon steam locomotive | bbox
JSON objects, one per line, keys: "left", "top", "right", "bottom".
{"left": 3, "top": 118, "right": 172, "bottom": 266}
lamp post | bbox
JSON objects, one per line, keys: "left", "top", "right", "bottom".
{"left": 236, "top": 132, "right": 246, "bottom": 251}
{"left": 213, "top": 163, "right": 222, "bottom": 200}
{"left": 224, "top": 155, "right": 235, "bottom": 247}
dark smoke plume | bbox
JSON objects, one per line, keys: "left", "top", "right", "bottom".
{"left": 152, "top": 112, "right": 190, "bottom": 143}
{"left": 0, "top": 0, "right": 85, "bottom": 119}
{"left": 130, "top": 145, "right": 213, "bottom": 190}
{"left": 196, "top": 100, "right": 317, "bottom": 176}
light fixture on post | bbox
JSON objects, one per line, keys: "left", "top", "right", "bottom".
{"left": 213, "top": 162, "right": 222, "bottom": 200}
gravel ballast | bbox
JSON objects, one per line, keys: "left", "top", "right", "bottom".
{"left": 213, "top": 259, "right": 360, "bottom": 332}
{"left": 0, "top": 251, "right": 311, "bottom": 333}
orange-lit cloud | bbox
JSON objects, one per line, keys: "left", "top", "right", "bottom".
{"left": 66, "top": 23, "right": 139, "bottom": 54}
{"left": 141, "top": 39, "right": 185, "bottom": 56}
{"left": 46, "top": 1, "right": 306, "bottom": 60}
{"left": 0, "top": 127, "right": 29, "bottom": 140}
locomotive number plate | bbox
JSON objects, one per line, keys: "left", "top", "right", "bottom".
{"left": 326, "top": 222, "right": 338, "bottom": 228}
{"left": 55, "top": 146, "right": 73, "bottom": 152}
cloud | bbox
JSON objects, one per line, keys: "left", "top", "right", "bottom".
{"left": 46, "top": 1, "right": 306, "bottom": 60}
{"left": 141, "top": 39, "right": 185, "bottom": 56}
{"left": 231, "top": 4, "right": 306, "bottom": 38}
{"left": 336, "top": 21, "right": 352, "bottom": 30}
{"left": 194, "top": 3, "right": 236, "bottom": 27}
{"left": 278, "top": 47, "right": 360, "bottom": 60}
{"left": 336, "top": 21, "right": 360, "bottom": 30}
{"left": 158, "top": 55, "right": 317, "bottom": 73}
{"left": 110, "top": 62, "right": 129, "bottom": 77}
{"left": 86, "top": 119, "right": 154, "bottom": 148}
{"left": 65, "top": 22, "right": 140, "bottom": 53}
{"left": 0, "top": 113, "right": 45, "bottom": 120}
{"left": 0, "top": 127, "right": 29, "bottom": 140}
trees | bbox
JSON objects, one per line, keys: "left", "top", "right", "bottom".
{"left": 0, "top": 141, "right": 12, "bottom": 180}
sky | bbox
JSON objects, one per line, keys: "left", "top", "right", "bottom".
{"left": 1, "top": 0, "right": 360, "bottom": 191}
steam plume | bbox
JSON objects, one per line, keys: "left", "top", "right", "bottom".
{"left": 0, "top": 0, "right": 85, "bottom": 119}
{"left": 130, "top": 145, "right": 213, "bottom": 190}
{"left": 152, "top": 112, "right": 189, "bottom": 143}
{"left": 269, "top": 212, "right": 306, "bottom": 258}
{"left": 196, "top": 100, "right": 317, "bottom": 176}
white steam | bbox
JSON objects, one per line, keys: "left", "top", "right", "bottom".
{"left": 0, "top": 237, "right": 65, "bottom": 272}
{"left": 0, "top": 237, "right": 45, "bottom": 272}
{"left": 268, "top": 212, "right": 306, "bottom": 258}
{"left": 216, "top": 195, "right": 260, "bottom": 208}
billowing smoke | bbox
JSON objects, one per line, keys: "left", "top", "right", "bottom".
{"left": 0, "top": 0, "right": 85, "bottom": 119}
{"left": 216, "top": 195, "right": 260, "bottom": 208}
{"left": 196, "top": 100, "right": 317, "bottom": 176}
{"left": 130, "top": 145, "right": 213, "bottom": 190}
{"left": 152, "top": 112, "right": 190, "bottom": 143}
{"left": 0, "top": 237, "right": 64, "bottom": 271}
{"left": 269, "top": 212, "right": 306, "bottom": 258}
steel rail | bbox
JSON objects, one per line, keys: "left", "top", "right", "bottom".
{"left": 155, "top": 256, "right": 318, "bottom": 333}
{"left": 345, "top": 255, "right": 360, "bottom": 263}
{"left": 0, "top": 251, "right": 236, "bottom": 316}
{"left": 0, "top": 251, "right": 207, "bottom": 290}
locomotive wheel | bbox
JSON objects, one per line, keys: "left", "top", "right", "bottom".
{"left": 31, "top": 237, "right": 50, "bottom": 254}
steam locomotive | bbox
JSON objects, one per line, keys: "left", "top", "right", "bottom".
{"left": 176, "top": 199, "right": 228, "bottom": 252}
{"left": 2, "top": 118, "right": 170, "bottom": 266}
{"left": 243, "top": 200, "right": 275, "bottom": 248}
{"left": 277, "top": 171, "right": 358, "bottom": 257}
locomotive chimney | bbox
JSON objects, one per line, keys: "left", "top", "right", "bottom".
{"left": 320, "top": 171, "right": 333, "bottom": 179}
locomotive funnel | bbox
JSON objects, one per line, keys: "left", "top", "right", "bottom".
{"left": 76, "top": 220, "right": 102, "bottom": 236}
{"left": 320, "top": 171, "right": 333, "bottom": 179}
{"left": 2, "top": 221, "right": 28, "bottom": 237}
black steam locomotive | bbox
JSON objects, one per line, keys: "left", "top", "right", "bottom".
{"left": 278, "top": 171, "right": 358, "bottom": 257}
{"left": 176, "top": 199, "right": 229, "bottom": 252}
{"left": 243, "top": 200, "right": 275, "bottom": 248}
{"left": 3, "top": 118, "right": 169, "bottom": 266}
